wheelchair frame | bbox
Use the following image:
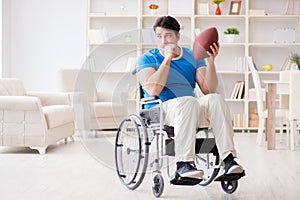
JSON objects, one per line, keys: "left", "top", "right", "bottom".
{"left": 115, "top": 97, "right": 242, "bottom": 197}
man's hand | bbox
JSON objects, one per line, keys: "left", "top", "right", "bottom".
{"left": 162, "top": 44, "right": 180, "bottom": 60}
{"left": 196, "top": 42, "right": 219, "bottom": 94}
{"left": 206, "top": 42, "right": 219, "bottom": 64}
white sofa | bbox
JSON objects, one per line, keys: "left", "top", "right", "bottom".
{"left": 58, "top": 69, "right": 127, "bottom": 130}
{"left": 0, "top": 78, "right": 75, "bottom": 154}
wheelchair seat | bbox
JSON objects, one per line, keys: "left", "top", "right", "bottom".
{"left": 163, "top": 125, "right": 219, "bottom": 156}
{"left": 140, "top": 106, "right": 219, "bottom": 156}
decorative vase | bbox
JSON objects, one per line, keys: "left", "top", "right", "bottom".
{"left": 225, "top": 34, "right": 236, "bottom": 43}
{"left": 150, "top": 9, "right": 157, "bottom": 15}
{"left": 291, "top": 63, "right": 298, "bottom": 70}
{"left": 215, "top": 4, "right": 221, "bottom": 15}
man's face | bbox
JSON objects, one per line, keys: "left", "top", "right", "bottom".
{"left": 155, "top": 27, "right": 180, "bottom": 49}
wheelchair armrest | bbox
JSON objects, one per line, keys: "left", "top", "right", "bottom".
{"left": 140, "top": 97, "right": 162, "bottom": 110}
{"left": 140, "top": 96, "right": 159, "bottom": 102}
{"left": 197, "top": 127, "right": 211, "bottom": 132}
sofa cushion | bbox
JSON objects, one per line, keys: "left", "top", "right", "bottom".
{"left": 91, "top": 102, "right": 126, "bottom": 118}
{"left": 0, "top": 79, "right": 26, "bottom": 96}
{"left": 42, "top": 105, "right": 74, "bottom": 129}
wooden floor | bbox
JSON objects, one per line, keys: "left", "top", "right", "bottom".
{"left": 0, "top": 131, "right": 299, "bottom": 200}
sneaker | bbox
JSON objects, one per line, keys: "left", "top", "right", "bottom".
{"left": 224, "top": 156, "right": 244, "bottom": 174}
{"left": 176, "top": 162, "right": 204, "bottom": 179}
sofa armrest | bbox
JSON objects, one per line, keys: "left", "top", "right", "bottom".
{"left": 0, "top": 96, "right": 42, "bottom": 110}
{"left": 27, "top": 91, "right": 71, "bottom": 106}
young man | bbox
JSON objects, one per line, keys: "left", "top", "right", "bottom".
{"left": 137, "top": 16, "right": 244, "bottom": 181}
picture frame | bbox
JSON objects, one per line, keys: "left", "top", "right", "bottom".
{"left": 229, "top": 0, "right": 241, "bottom": 15}
{"left": 197, "top": 2, "right": 209, "bottom": 15}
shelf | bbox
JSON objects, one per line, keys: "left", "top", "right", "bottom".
{"left": 141, "top": 15, "right": 192, "bottom": 18}
{"left": 248, "top": 43, "right": 300, "bottom": 47}
{"left": 257, "top": 71, "right": 280, "bottom": 75}
{"left": 88, "top": 13, "right": 138, "bottom": 18}
{"left": 194, "top": 15, "right": 246, "bottom": 19}
{"left": 217, "top": 71, "right": 246, "bottom": 74}
{"left": 220, "top": 43, "right": 245, "bottom": 46}
{"left": 87, "top": 0, "right": 300, "bottom": 132}
{"left": 225, "top": 99, "right": 246, "bottom": 102}
{"left": 248, "top": 99, "right": 280, "bottom": 103}
{"left": 248, "top": 15, "right": 300, "bottom": 19}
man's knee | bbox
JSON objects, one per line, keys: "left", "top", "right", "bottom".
{"left": 207, "top": 93, "right": 225, "bottom": 107}
{"left": 177, "top": 96, "right": 198, "bottom": 108}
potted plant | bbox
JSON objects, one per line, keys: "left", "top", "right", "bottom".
{"left": 149, "top": 4, "right": 159, "bottom": 15}
{"left": 289, "top": 52, "right": 300, "bottom": 70}
{"left": 224, "top": 27, "right": 239, "bottom": 43}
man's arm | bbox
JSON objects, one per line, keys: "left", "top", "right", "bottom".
{"left": 137, "top": 45, "right": 177, "bottom": 96}
{"left": 196, "top": 43, "right": 219, "bottom": 94}
{"left": 137, "top": 58, "right": 171, "bottom": 96}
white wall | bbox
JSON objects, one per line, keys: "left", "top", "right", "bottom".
{"left": 2, "top": 0, "right": 11, "bottom": 78}
{"left": 0, "top": 0, "right": 2, "bottom": 78}
{"left": 3, "top": 0, "right": 87, "bottom": 91}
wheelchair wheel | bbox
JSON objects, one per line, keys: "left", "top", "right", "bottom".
{"left": 195, "top": 152, "right": 220, "bottom": 186}
{"left": 152, "top": 174, "right": 164, "bottom": 197}
{"left": 115, "top": 114, "right": 149, "bottom": 190}
{"left": 221, "top": 180, "right": 238, "bottom": 194}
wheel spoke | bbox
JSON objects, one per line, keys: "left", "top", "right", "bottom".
{"left": 115, "top": 114, "right": 149, "bottom": 190}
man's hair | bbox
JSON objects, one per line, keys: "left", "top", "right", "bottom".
{"left": 153, "top": 16, "right": 180, "bottom": 33}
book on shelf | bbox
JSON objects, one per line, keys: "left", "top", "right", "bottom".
{"left": 233, "top": 113, "right": 245, "bottom": 128}
{"left": 234, "top": 56, "right": 246, "bottom": 72}
{"left": 249, "top": 107, "right": 259, "bottom": 127}
{"left": 249, "top": 56, "right": 258, "bottom": 71}
{"left": 280, "top": 57, "right": 289, "bottom": 71}
{"left": 230, "top": 81, "right": 245, "bottom": 99}
{"left": 230, "top": 81, "right": 239, "bottom": 99}
{"left": 248, "top": 9, "right": 266, "bottom": 15}
{"left": 88, "top": 27, "right": 109, "bottom": 44}
{"left": 237, "top": 81, "right": 245, "bottom": 99}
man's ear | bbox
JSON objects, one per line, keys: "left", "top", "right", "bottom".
{"left": 177, "top": 33, "right": 180, "bottom": 41}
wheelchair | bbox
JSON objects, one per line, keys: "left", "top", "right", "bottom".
{"left": 115, "top": 96, "right": 244, "bottom": 197}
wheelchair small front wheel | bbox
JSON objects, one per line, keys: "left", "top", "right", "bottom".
{"left": 115, "top": 114, "right": 149, "bottom": 190}
{"left": 221, "top": 180, "right": 238, "bottom": 194}
{"left": 152, "top": 174, "right": 164, "bottom": 198}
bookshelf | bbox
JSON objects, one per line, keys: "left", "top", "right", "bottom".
{"left": 87, "top": 0, "right": 300, "bottom": 131}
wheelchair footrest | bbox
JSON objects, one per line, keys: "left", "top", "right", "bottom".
{"left": 214, "top": 171, "right": 245, "bottom": 182}
{"left": 170, "top": 175, "right": 202, "bottom": 186}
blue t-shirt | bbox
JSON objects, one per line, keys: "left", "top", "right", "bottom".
{"left": 137, "top": 47, "right": 206, "bottom": 104}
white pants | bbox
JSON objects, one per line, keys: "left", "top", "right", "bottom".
{"left": 162, "top": 94, "right": 237, "bottom": 162}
